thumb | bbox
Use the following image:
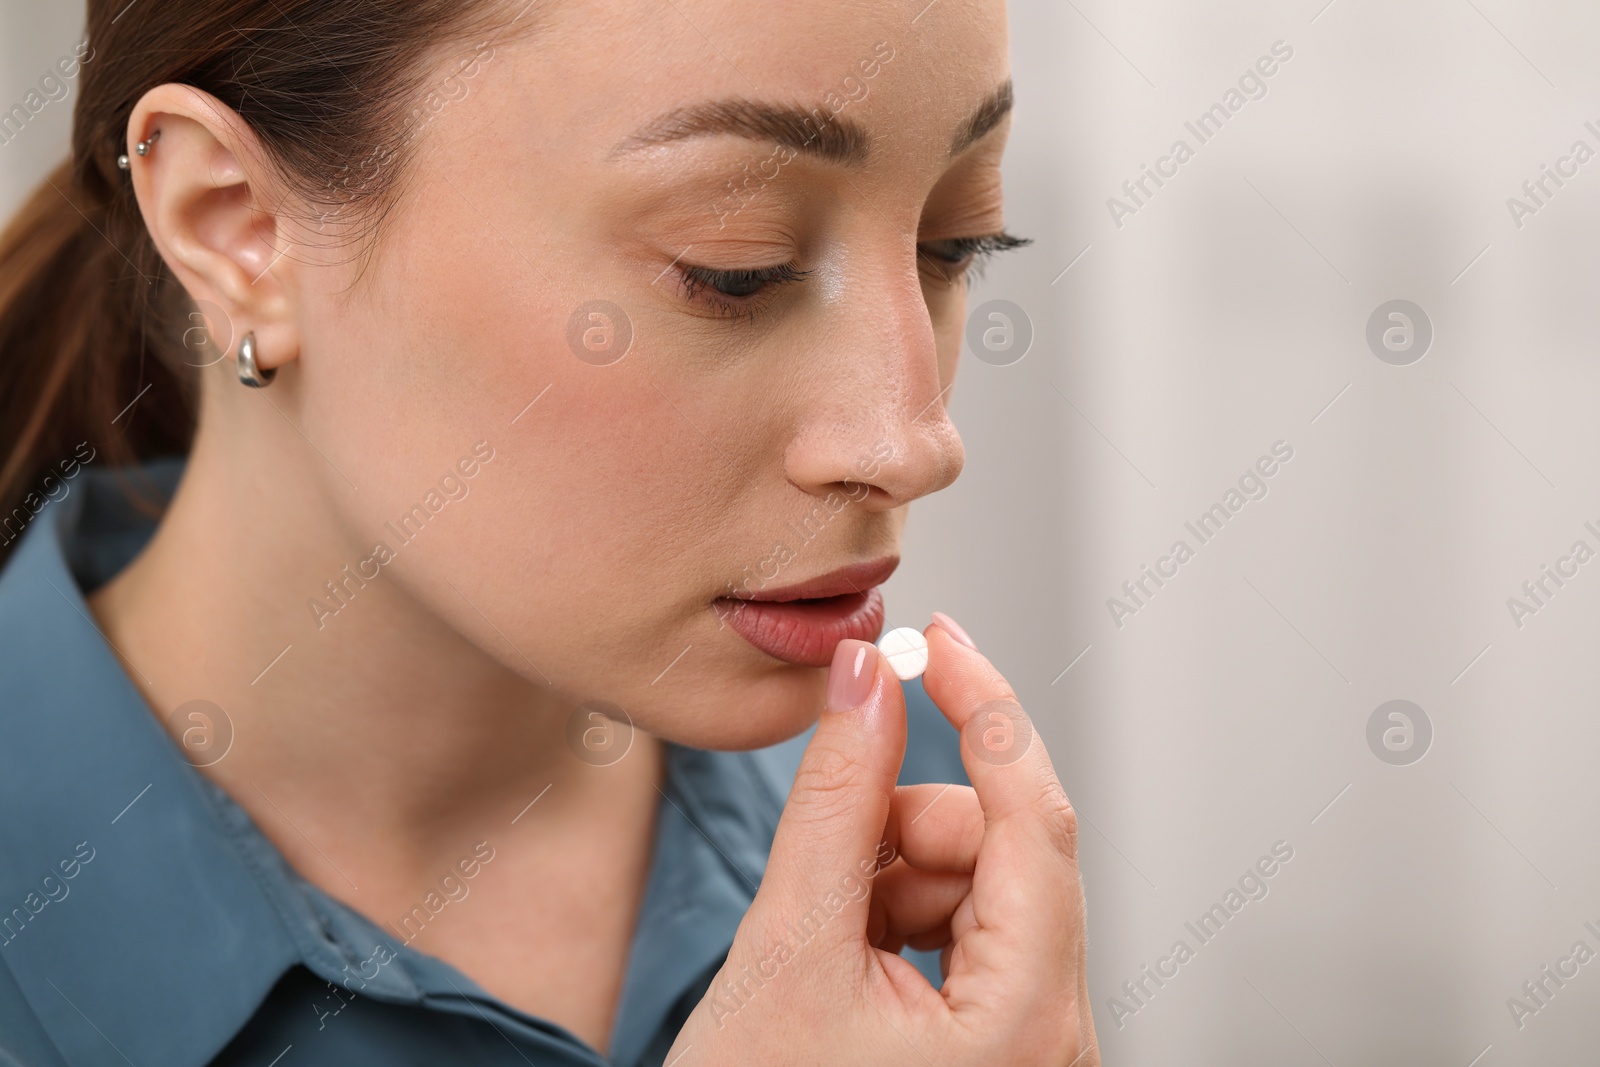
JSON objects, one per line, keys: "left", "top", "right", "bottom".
{"left": 750, "top": 639, "right": 908, "bottom": 954}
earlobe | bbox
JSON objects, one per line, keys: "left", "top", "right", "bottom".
{"left": 125, "top": 84, "right": 300, "bottom": 375}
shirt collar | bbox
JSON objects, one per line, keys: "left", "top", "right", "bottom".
{"left": 0, "top": 457, "right": 801, "bottom": 1067}
{"left": 0, "top": 457, "right": 299, "bottom": 1067}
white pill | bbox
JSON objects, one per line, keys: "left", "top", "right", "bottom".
{"left": 877, "top": 626, "right": 929, "bottom": 681}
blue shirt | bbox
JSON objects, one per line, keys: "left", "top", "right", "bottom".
{"left": 0, "top": 457, "right": 966, "bottom": 1067}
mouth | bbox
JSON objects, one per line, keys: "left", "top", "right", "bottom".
{"left": 712, "top": 556, "right": 898, "bottom": 667}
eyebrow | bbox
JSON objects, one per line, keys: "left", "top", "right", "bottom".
{"left": 609, "top": 78, "right": 1013, "bottom": 167}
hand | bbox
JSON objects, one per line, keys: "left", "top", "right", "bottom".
{"left": 665, "top": 621, "right": 1099, "bottom": 1066}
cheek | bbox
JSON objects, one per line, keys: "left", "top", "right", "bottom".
{"left": 507, "top": 382, "right": 723, "bottom": 584}
{"left": 364, "top": 271, "right": 746, "bottom": 659}
{"left": 439, "top": 369, "right": 792, "bottom": 729}
{"left": 295, "top": 168, "right": 816, "bottom": 741}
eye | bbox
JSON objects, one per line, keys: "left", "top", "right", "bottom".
{"left": 918, "top": 231, "right": 1032, "bottom": 284}
{"left": 676, "top": 262, "right": 813, "bottom": 322}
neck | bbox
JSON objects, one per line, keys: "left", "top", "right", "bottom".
{"left": 87, "top": 417, "right": 661, "bottom": 905}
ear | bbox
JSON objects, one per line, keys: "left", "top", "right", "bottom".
{"left": 125, "top": 84, "right": 300, "bottom": 378}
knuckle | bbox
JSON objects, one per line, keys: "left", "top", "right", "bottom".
{"left": 970, "top": 679, "right": 1022, "bottom": 716}
{"left": 981, "top": 656, "right": 1023, "bottom": 701}
{"left": 790, "top": 742, "right": 872, "bottom": 824}
{"left": 1036, "top": 778, "right": 1079, "bottom": 859}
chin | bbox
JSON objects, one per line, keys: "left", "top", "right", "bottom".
{"left": 638, "top": 664, "right": 826, "bottom": 752}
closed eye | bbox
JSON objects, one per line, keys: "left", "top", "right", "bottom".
{"left": 676, "top": 262, "right": 813, "bottom": 322}
{"left": 671, "top": 229, "right": 1031, "bottom": 322}
{"left": 918, "top": 231, "right": 1032, "bottom": 284}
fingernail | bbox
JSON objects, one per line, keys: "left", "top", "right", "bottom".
{"left": 930, "top": 611, "right": 978, "bottom": 651}
{"left": 826, "top": 639, "right": 878, "bottom": 712}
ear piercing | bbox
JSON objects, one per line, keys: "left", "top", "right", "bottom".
{"left": 117, "top": 130, "right": 274, "bottom": 388}
{"left": 115, "top": 131, "right": 275, "bottom": 388}
{"left": 115, "top": 128, "right": 160, "bottom": 171}
{"left": 236, "top": 331, "right": 275, "bottom": 388}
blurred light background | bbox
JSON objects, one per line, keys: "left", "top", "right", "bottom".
{"left": 4, "top": 0, "right": 1597, "bottom": 1063}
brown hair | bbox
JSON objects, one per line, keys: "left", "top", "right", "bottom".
{"left": 0, "top": 0, "right": 543, "bottom": 567}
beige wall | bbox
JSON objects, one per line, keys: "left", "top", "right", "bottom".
{"left": 887, "top": 1, "right": 1600, "bottom": 1061}
{"left": 4, "top": 0, "right": 1597, "bottom": 1061}
{"left": 0, "top": 1, "right": 84, "bottom": 219}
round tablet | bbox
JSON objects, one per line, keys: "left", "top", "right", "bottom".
{"left": 877, "top": 627, "right": 929, "bottom": 681}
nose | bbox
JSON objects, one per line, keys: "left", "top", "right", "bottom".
{"left": 783, "top": 243, "right": 966, "bottom": 511}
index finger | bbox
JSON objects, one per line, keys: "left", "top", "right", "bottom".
{"left": 918, "top": 620, "right": 1077, "bottom": 854}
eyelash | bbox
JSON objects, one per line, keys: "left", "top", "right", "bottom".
{"left": 673, "top": 230, "right": 1032, "bottom": 322}
{"left": 918, "top": 232, "right": 1033, "bottom": 284}
{"left": 678, "top": 262, "right": 814, "bottom": 323}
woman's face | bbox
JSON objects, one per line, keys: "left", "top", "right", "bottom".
{"left": 279, "top": 0, "right": 1014, "bottom": 750}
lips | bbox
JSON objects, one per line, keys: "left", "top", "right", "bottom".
{"left": 714, "top": 556, "right": 898, "bottom": 666}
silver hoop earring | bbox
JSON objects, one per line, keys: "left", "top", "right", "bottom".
{"left": 237, "top": 332, "right": 276, "bottom": 388}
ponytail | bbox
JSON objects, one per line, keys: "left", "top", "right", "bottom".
{"left": 0, "top": 157, "right": 193, "bottom": 567}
